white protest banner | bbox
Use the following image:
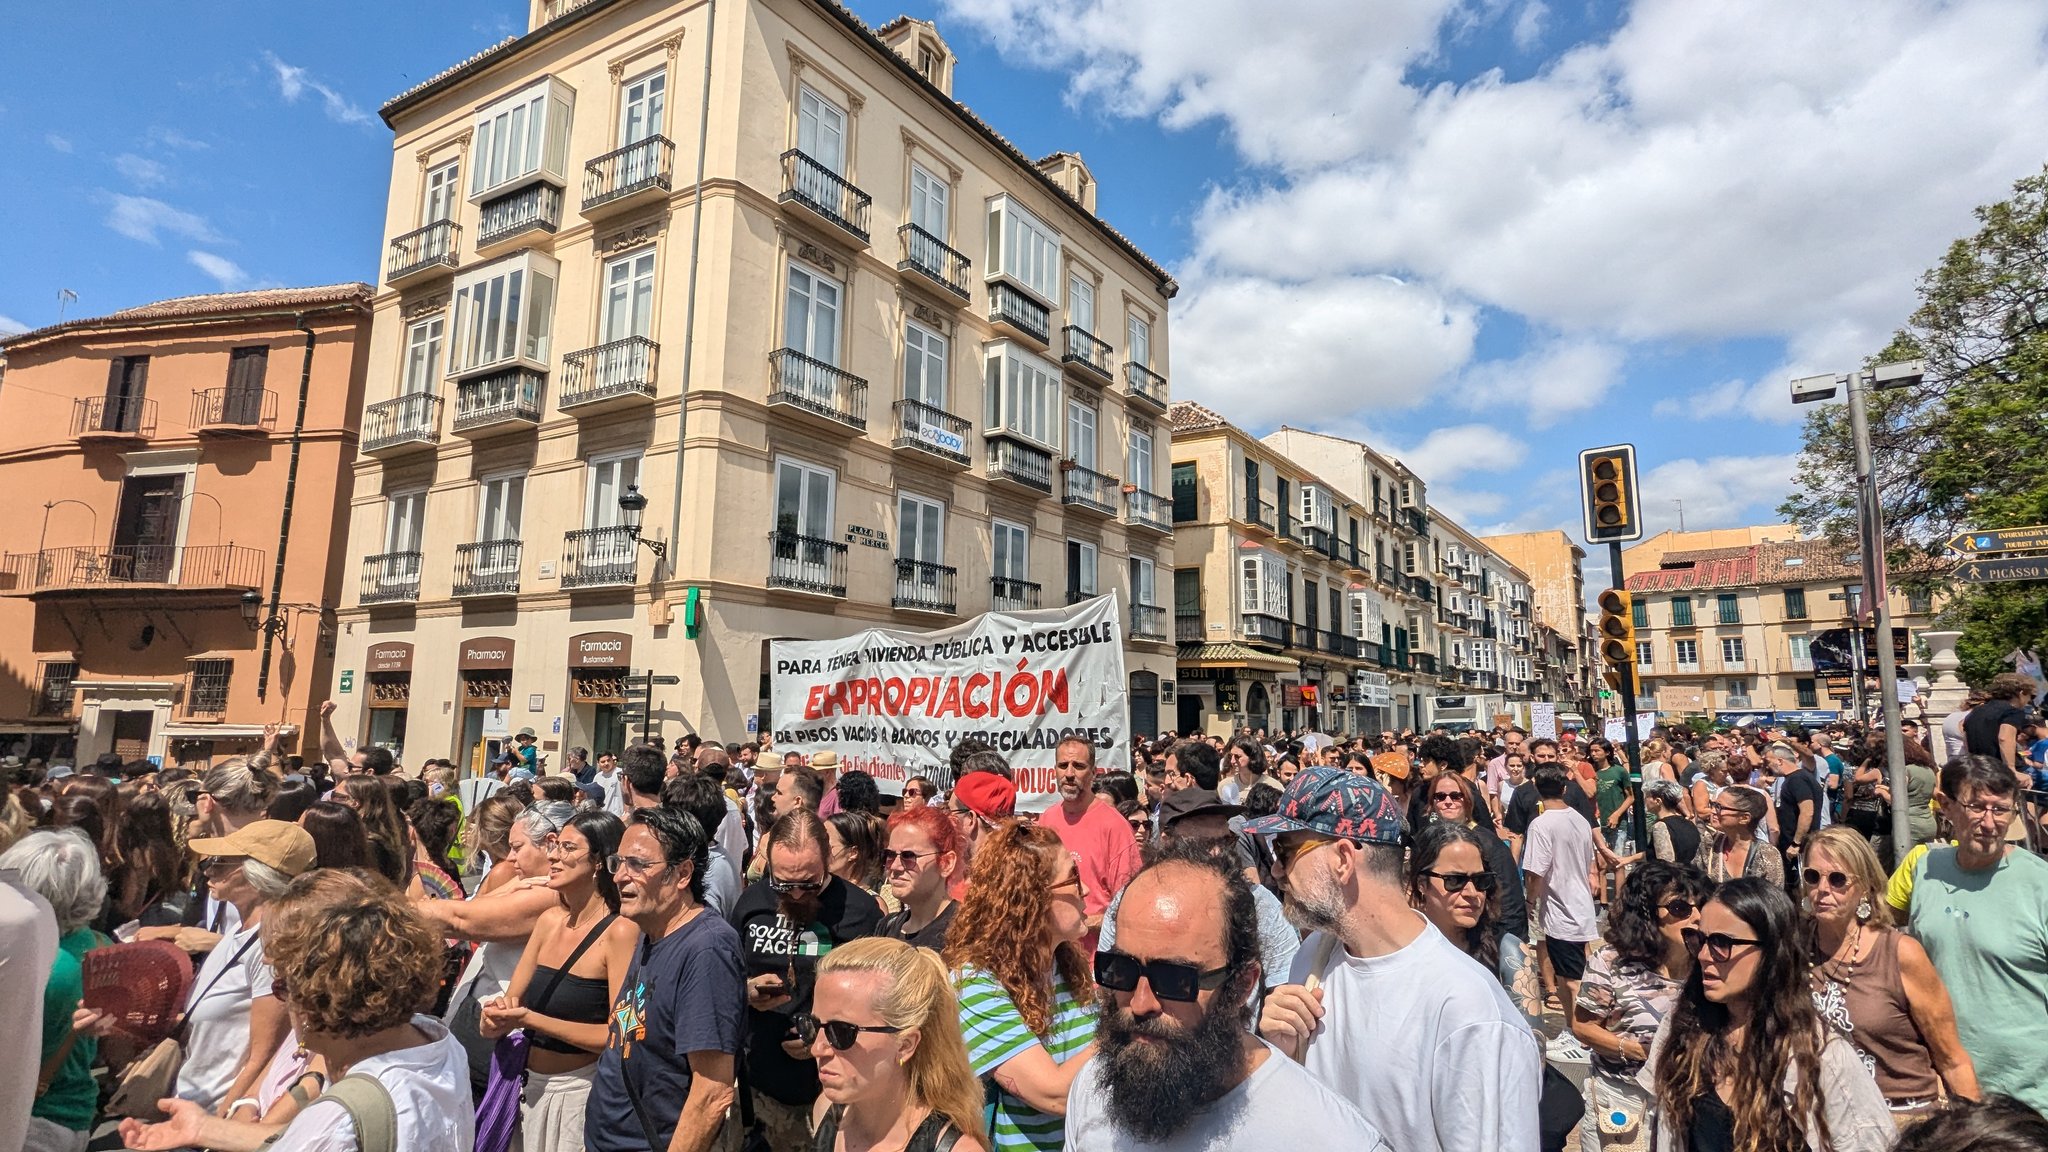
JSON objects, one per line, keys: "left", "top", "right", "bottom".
{"left": 1530, "top": 703, "right": 1557, "bottom": 741}
{"left": 769, "top": 593, "right": 1129, "bottom": 798}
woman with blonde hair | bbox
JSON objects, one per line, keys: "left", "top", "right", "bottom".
{"left": 806, "top": 937, "right": 989, "bottom": 1152}
{"left": 1802, "top": 826, "right": 1978, "bottom": 1119}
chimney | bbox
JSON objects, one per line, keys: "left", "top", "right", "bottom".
{"left": 878, "top": 17, "right": 953, "bottom": 97}
{"left": 1036, "top": 152, "right": 1096, "bottom": 214}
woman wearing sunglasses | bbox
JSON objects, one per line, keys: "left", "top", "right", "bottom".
{"left": 1570, "top": 861, "right": 1709, "bottom": 1150}
{"left": 1408, "top": 770, "right": 1528, "bottom": 940}
{"left": 803, "top": 937, "right": 988, "bottom": 1152}
{"left": 877, "top": 806, "right": 963, "bottom": 951}
{"left": 944, "top": 822, "right": 1096, "bottom": 1152}
{"left": 1694, "top": 786, "right": 1784, "bottom": 889}
{"left": 1644, "top": 878, "right": 1892, "bottom": 1152}
{"left": 1802, "top": 827, "right": 1978, "bottom": 1120}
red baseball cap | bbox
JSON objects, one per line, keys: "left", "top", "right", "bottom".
{"left": 953, "top": 772, "right": 1016, "bottom": 820}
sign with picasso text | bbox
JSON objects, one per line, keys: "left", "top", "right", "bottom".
{"left": 769, "top": 594, "right": 1129, "bottom": 798}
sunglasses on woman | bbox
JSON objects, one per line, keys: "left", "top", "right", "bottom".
{"left": 1682, "top": 927, "right": 1761, "bottom": 963}
{"left": 1421, "top": 869, "right": 1496, "bottom": 894}
{"left": 1658, "top": 899, "right": 1696, "bottom": 921}
{"left": 792, "top": 1012, "right": 902, "bottom": 1051}
{"left": 880, "top": 849, "right": 935, "bottom": 868}
{"left": 1802, "top": 869, "right": 1851, "bottom": 890}
{"left": 1093, "top": 951, "right": 1232, "bottom": 1002}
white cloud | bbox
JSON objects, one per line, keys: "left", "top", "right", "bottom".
{"left": 1458, "top": 338, "right": 1623, "bottom": 428}
{"left": 114, "top": 153, "right": 168, "bottom": 187}
{"left": 1399, "top": 423, "right": 1530, "bottom": 482}
{"left": 44, "top": 133, "right": 72, "bottom": 153}
{"left": 104, "top": 194, "right": 220, "bottom": 246}
{"left": 1636, "top": 453, "right": 1802, "bottom": 539}
{"left": 263, "top": 51, "right": 373, "bottom": 126}
{"left": 187, "top": 251, "right": 250, "bottom": 290}
{"left": 149, "top": 127, "right": 209, "bottom": 151}
{"left": 1511, "top": 1, "right": 1547, "bottom": 50}
{"left": 0, "top": 314, "right": 27, "bottom": 336}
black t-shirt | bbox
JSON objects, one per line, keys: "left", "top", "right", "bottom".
{"left": 1775, "top": 768, "right": 1824, "bottom": 850}
{"left": 1504, "top": 778, "right": 1596, "bottom": 835}
{"left": 1964, "top": 700, "right": 2028, "bottom": 759}
{"left": 729, "top": 876, "right": 882, "bottom": 1104}
{"left": 586, "top": 910, "right": 746, "bottom": 1152}
{"left": 876, "top": 901, "right": 956, "bottom": 952}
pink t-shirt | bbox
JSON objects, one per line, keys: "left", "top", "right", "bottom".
{"left": 1037, "top": 796, "right": 1140, "bottom": 951}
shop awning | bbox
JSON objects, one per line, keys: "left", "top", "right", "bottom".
{"left": 1175, "top": 643, "right": 1297, "bottom": 673}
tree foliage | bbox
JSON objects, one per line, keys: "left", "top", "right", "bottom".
{"left": 1782, "top": 165, "right": 2048, "bottom": 684}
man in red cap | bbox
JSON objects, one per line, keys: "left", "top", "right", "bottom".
{"left": 946, "top": 764, "right": 1016, "bottom": 873}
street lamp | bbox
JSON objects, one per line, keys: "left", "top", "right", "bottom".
{"left": 241, "top": 590, "right": 286, "bottom": 636}
{"left": 617, "top": 483, "right": 667, "bottom": 560}
{"left": 1790, "top": 359, "right": 1924, "bottom": 855}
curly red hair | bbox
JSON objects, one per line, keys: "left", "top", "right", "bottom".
{"left": 263, "top": 868, "right": 444, "bottom": 1038}
{"left": 942, "top": 820, "right": 1093, "bottom": 1037}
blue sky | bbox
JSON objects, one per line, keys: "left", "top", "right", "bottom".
{"left": 5, "top": 0, "right": 2047, "bottom": 586}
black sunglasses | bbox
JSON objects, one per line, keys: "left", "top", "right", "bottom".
{"left": 1802, "top": 869, "right": 1851, "bottom": 891}
{"left": 770, "top": 877, "right": 826, "bottom": 896}
{"left": 880, "top": 850, "right": 936, "bottom": 868}
{"left": 1683, "top": 927, "right": 1761, "bottom": 962}
{"left": 1659, "top": 899, "right": 1696, "bottom": 921}
{"left": 1093, "top": 950, "right": 1231, "bottom": 1002}
{"left": 792, "top": 1012, "right": 902, "bottom": 1051}
{"left": 1421, "top": 869, "right": 1496, "bottom": 894}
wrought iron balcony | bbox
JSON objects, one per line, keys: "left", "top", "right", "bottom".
{"left": 1176, "top": 615, "right": 1205, "bottom": 642}
{"left": 1323, "top": 630, "right": 1359, "bottom": 658}
{"left": 1245, "top": 497, "right": 1276, "bottom": 531}
{"left": 191, "top": 387, "right": 277, "bottom": 433}
{"left": 779, "top": 150, "right": 871, "bottom": 244}
{"left": 359, "top": 552, "right": 422, "bottom": 604}
{"left": 1061, "top": 326, "right": 1113, "bottom": 382}
{"left": 988, "top": 281, "right": 1050, "bottom": 345}
{"left": 1060, "top": 463, "right": 1120, "bottom": 516}
{"left": 898, "top": 224, "right": 970, "bottom": 300}
{"left": 1123, "top": 488, "right": 1172, "bottom": 534}
{"left": 1241, "top": 612, "right": 1288, "bottom": 647}
{"left": 987, "top": 436, "right": 1053, "bottom": 495}
{"left": 992, "top": 576, "right": 1041, "bottom": 612}
{"left": 453, "top": 369, "right": 545, "bottom": 435}
{"left": 1123, "top": 361, "right": 1168, "bottom": 411}
{"left": 891, "top": 399, "right": 970, "bottom": 466}
{"left": 583, "top": 136, "right": 673, "bottom": 216}
{"left": 1130, "top": 604, "right": 1166, "bottom": 640}
{"left": 73, "top": 396, "right": 155, "bottom": 440}
{"left": 768, "top": 529, "right": 847, "bottom": 597}
{"left": 768, "top": 349, "right": 868, "bottom": 432}
{"left": 2, "top": 544, "right": 263, "bottom": 596}
{"left": 361, "top": 393, "right": 442, "bottom": 455}
{"left": 453, "top": 539, "right": 522, "bottom": 598}
{"left": 561, "top": 336, "right": 658, "bottom": 411}
{"left": 1291, "top": 623, "right": 1319, "bottom": 651}
{"left": 562, "top": 526, "right": 639, "bottom": 589}
{"left": 387, "top": 220, "right": 460, "bottom": 285}
{"left": 476, "top": 183, "right": 564, "bottom": 249}
{"left": 892, "top": 558, "right": 956, "bottom": 614}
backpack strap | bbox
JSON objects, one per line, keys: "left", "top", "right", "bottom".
{"left": 323, "top": 1073, "right": 400, "bottom": 1152}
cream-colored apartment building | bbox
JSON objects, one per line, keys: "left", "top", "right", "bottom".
{"left": 1624, "top": 536, "right": 1941, "bottom": 724}
{"left": 1483, "top": 529, "right": 1596, "bottom": 713}
{"left": 329, "top": 0, "right": 1178, "bottom": 768}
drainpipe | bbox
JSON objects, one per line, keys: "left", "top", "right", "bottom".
{"left": 256, "top": 315, "right": 317, "bottom": 703}
{"left": 666, "top": 0, "right": 717, "bottom": 571}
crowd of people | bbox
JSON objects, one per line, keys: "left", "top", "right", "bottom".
{"left": 0, "top": 684, "right": 2045, "bottom": 1152}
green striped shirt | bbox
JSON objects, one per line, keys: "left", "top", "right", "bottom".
{"left": 954, "top": 966, "right": 1096, "bottom": 1152}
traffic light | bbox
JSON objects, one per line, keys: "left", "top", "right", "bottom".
{"left": 1597, "top": 587, "right": 1635, "bottom": 695}
{"left": 1579, "top": 445, "right": 1643, "bottom": 543}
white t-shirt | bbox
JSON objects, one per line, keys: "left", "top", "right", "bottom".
{"left": 176, "top": 922, "right": 273, "bottom": 1111}
{"left": 1522, "top": 805, "right": 1599, "bottom": 943}
{"left": 596, "top": 767, "right": 625, "bottom": 816}
{"left": 1284, "top": 916, "right": 1540, "bottom": 1152}
{"left": 718, "top": 798, "right": 748, "bottom": 865}
{"left": 267, "top": 1017, "right": 475, "bottom": 1152}
{"left": 0, "top": 874, "right": 58, "bottom": 1152}
{"left": 1064, "top": 1038, "right": 1392, "bottom": 1151}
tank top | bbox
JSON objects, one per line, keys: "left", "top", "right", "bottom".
{"left": 1810, "top": 928, "right": 1939, "bottom": 1102}
{"left": 526, "top": 912, "right": 618, "bottom": 1055}
{"left": 813, "top": 1105, "right": 962, "bottom": 1152}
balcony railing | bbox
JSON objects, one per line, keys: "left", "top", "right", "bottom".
{"left": 768, "top": 349, "right": 868, "bottom": 431}
{"left": 1246, "top": 497, "right": 1276, "bottom": 531}
{"left": 1322, "top": 630, "right": 1359, "bottom": 658}
{"left": 583, "top": 136, "right": 673, "bottom": 212}
{"left": 539, "top": 0, "right": 599, "bottom": 22}
{"left": 2, "top": 544, "right": 263, "bottom": 594}
{"left": 987, "top": 437, "right": 1053, "bottom": 494}
{"left": 359, "top": 552, "right": 422, "bottom": 604}
{"left": 191, "top": 387, "right": 277, "bottom": 432}
{"left": 561, "top": 526, "right": 639, "bottom": 589}
{"left": 73, "top": 396, "right": 155, "bottom": 439}
{"left": 892, "top": 559, "right": 957, "bottom": 613}
{"left": 1720, "top": 658, "right": 1747, "bottom": 673}
{"left": 1131, "top": 604, "right": 1166, "bottom": 640}
{"left": 992, "top": 576, "right": 1041, "bottom": 612}
{"left": 1124, "top": 362, "right": 1168, "bottom": 410}
{"left": 779, "top": 150, "right": 871, "bottom": 243}
{"left": 1242, "top": 613, "right": 1288, "bottom": 647}
{"left": 1725, "top": 696, "right": 1755, "bottom": 710}
{"left": 1786, "top": 655, "right": 1815, "bottom": 673}
{"left": 1061, "top": 463, "right": 1120, "bottom": 516}
{"left": 362, "top": 393, "right": 442, "bottom": 454}
{"left": 1060, "top": 326, "right": 1114, "bottom": 380}
{"left": 768, "top": 530, "right": 848, "bottom": 597}
{"left": 1675, "top": 661, "right": 1702, "bottom": 673}
{"left": 561, "top": 336, "right": 658, "bottom": 410}
{"left": 454, "top": 369, "right": 545, "bottom": 433}
{"left": 898, "top": 224, "right": 970, "bottom": 300}
{"left": 892, "top": 399, "right": 970, "bottom": 465}
{"left": 453, "top": 539, "right": 522, "bottom": 598}
{"left": 387, "top": 219, "right": 460, "bottom": 283}
{"left": 476, "top": 183, "right": 564, "bottom": 247}
{"left": 1292, "top": 623, "right": 1319, "bottom": 651}
{"left": 1409, "top": 652, "right": 1437, "bottom": 675}
{"left": 988, "top": 281, "right": 1050, "bottom": 344}
{"left": 1176, "top": 614, "right": 1205, "bottom": 642}
{"left": 1123, "top": 488, "right": 1172, "bottom": 533}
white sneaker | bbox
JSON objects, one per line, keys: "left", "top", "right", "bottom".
{"left": 1545, "top": 1032, "right": 1592, "bottom": 1064}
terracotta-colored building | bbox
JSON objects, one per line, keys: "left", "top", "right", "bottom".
{"left": 0, "top": 285, "right": 373, "bottom": 767}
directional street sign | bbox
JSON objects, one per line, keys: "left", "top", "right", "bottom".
{"left": 1951, "top": 556, "right": 2048, "bottom": 584}
{"left": 649, "top": 675, "right": 681, "bottom": 685}
{"left": 1949, "top": 525, "right": 2048, "bottom": 554}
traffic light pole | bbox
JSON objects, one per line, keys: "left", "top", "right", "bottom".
{"left": 1609, "top": 540, "right": 1648, "bottom": 853}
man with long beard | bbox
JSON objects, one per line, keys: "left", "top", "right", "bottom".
{"left": 1065, "top": 840, "right": 1388, "bottom": 1150}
